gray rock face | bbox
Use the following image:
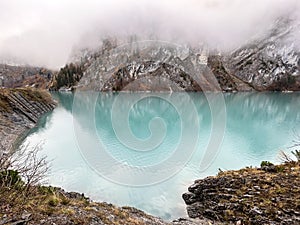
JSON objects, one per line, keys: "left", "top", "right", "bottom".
{"left": 224, "top": 19, "right": 300, "bottom": 91}
{"left": 0, "top": 89, "right": 56, "bottom": 152}
{"left": 77, "top": 42, "right": 214, "bottom": 92}
{"left": 85, "top": 61, "right": 203, "bottom": 92}
{"left": 182, "top": 163, "right": 300, "bottom": 224}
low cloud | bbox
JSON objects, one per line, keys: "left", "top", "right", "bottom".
{"left": 0, "top": 0, "right": 299, "bottom": 69}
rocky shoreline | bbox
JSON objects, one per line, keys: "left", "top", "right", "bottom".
{"left": 183, "top": 161, "right": 300, "bottom": 225}
{"left": 1, "top": 185, "right": 221, "bottom": 225}
{"left": 0, "top": 88, "right": 56, "bottom": 152}
{"left": 2, "top": 160, "right": 299, "bottom": 225}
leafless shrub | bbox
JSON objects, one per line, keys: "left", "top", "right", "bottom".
{"left": 0, "top": 143, "right": 49, "bottom": 196}
{"left": 284, "top": 130, "right": 300, "bottom": 163}
{"left": 278, "top": 151, "right": 294, "bottom": 163}
{"left": 290, "top": 130, "right": 300, "bottom": 149}
{"left": 291, "top": 150, "right": 300, "bottom": 161}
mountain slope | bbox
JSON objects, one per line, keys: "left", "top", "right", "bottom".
{"left": 223, "top": 19, "right": 300, "bottom": 91}
{"left": 51, "top": 19, "right": 300, "bottom": 92}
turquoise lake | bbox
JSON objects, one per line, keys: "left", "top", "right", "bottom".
{"left": 21, "top": 92, "right": 300, "bottom": 220}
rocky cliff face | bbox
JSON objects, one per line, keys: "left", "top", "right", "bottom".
{"left": 51, "top": 19, "right": 300, "bottom": 92}
{"left": 0, "top": 88, "right": 56, "bottom": 152}
{"left": 223, "top": 19, "right": 300, "bottom": 91}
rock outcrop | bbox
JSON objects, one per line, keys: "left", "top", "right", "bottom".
{"left": 0, "top": 88, "right": 56, "bottom": 151}
{"left": 183, "top": 162, "right": 300, "bottom": 225}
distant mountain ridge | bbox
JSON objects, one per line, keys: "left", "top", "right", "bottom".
{"left": 0, "top": 64, "right": 54, "bottom": 89}
{"left": 50, "top": 19, "right": 300, "bottom": 92}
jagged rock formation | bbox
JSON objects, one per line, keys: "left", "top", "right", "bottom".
{"left": 0, "top": 88, "right": 56, "bottom": 151}
{"left": 0, "top": 64, "right": 54, "bottom": 89}
{"left": 182, "top": 162, "right": 300, "bottom": 225}
{"left": 51, "top": 19, "right": 300, "bottom": 92}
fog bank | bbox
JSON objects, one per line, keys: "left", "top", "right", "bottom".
{"left": 0, "top": 0, "right": 299, "bottom": 69}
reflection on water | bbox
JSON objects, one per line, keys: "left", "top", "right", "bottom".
{"left": 21, "top": 92, "right": 300, "bottom": 220}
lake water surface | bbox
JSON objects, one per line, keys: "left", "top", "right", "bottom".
{"left": 21, "top": 92, "right": 300, "bottom": 220}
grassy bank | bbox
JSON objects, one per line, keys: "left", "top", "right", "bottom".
{"left": 0, "top": 183, "right": 167, "bottom": 225}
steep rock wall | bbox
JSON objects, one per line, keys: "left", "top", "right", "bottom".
{"left": 0, "top": 88, "right": 56, "bottom": 151}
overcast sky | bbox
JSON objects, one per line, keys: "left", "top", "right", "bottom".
{"left": 0, "top": 0, "right": 299, "bottom": 69}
